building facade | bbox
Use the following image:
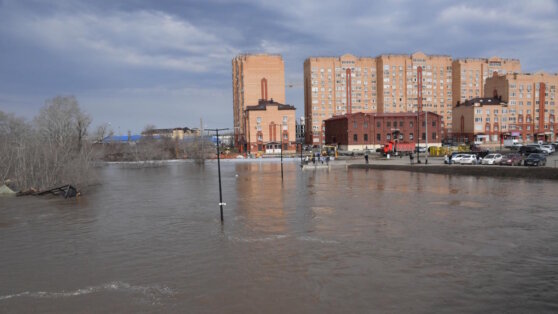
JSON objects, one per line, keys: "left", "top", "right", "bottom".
{"left": 452, "top": 57, "right": 521, "bottom": 107}
{"left": 244, "top": 99, "right": 296, "bottom": 154}
{"left": 452, "top": 97, "right": 509, "bottom": 144}
{"left": 303, "top": 54, "right": 378, "bottom": 145}
{"left": 485, "top": 72, "right": 558, "bottom": 143}
{"left": 325, "top": 112, "right": 441, "bottom": 151}
{"left": 232, "top": 54, "right": 285, "bottom": 151}
{"left": 296, "top": 116, "right": 305, "bottom": 143}
{"left": 304, "top": 52, "right": 454, "bottom": 145}
{"left": 377, "top": 52, "right": 453, "bottom": 137}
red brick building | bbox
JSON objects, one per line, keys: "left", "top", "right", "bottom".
{"left": 325, "top": 112, "right": 442, "bottom": 151}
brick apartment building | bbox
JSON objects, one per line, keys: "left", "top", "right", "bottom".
{"left": 304, "top": 52, "right": 521, "bottom": 146}
{"left": 452, "top": 57, "right": 521, "bottom": 106}
{"left": 325, "top": 112, "right": 441, "bottom": 151}
{"left": 244, "top": 99, "right": 296, "bottom": 154}
{"left": 452, "top": 97, "right": 509, "bottom": 144}
{"left": 304, "top": 54, "right": 377, "bottom": 145}
{"left": 485, "top": 72, "right": 558, "bottom": 143}
{"left": 232, "top": 54, "right": 285, "bottom": 151}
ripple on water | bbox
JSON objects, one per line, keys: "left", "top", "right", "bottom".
{"left": 0, "top": 281, "right": 175, "bottom": 303}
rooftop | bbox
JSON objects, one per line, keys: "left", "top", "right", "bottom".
{"left": 459, "top": 97, "right": 507, "bottom": 107}
{"left": 245, "top": 99, "right": 296, "bottom": 111}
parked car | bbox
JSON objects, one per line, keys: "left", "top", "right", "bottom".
{"left": 500, "top": 153, "right": 523, "bottom": 166}
{"left": 525, "top": 144, "right": 551, "bottom": 155}
{"left": 481, "top": 153, "right": 503, "bottom": 165}
{"left": 524, "top": 153, "right": 547, "bottom": 166}
{"left": 414, "top": 146, "right": 427, "bottom": 153}
{"left": 451, "top": 154, "right": 468, "bottom": 164}
{"left": 519, "top": 145, "right": 544, "bottom": 156}
{"left": 542, "top": 144, "right": 555, "bottom": 154}
{"left": 459, "top": 155, "right": 478, "bottom": 165}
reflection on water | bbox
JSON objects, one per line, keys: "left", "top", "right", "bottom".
{"left": 1, "top": 160, "right": 558, "bottom": 313}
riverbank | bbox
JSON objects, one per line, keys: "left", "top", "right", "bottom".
{"left": 349, "top": 163, "right": 558, "bottom": 180}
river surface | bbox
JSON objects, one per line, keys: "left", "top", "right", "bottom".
{"left": 1, "top": 160, "right": 558, "bottom": 313}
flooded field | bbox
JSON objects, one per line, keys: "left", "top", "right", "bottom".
{"left": 1, "top": 160, "right": 558, "bottom": 313}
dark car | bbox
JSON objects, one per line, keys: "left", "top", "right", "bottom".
{"left": 524, "top": 153, "right": 546, "bottom": 166}
{"left": 500, "top": 153, "right": 523, "bottom": 166}
{"left": 519, "top": 145, "right": 543, "bottom": 156}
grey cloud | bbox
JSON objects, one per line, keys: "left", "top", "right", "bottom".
{"left": 1, "top": 0, "right": 557, "bottom": 132}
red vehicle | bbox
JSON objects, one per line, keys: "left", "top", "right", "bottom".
{"left": 383, "top": 141, "right": 415, "bottom": 156}
{"left": 500, "top": 153, "right": 523, "bottom": 166}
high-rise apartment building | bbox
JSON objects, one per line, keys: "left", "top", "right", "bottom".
{"left": 377, "top": 52, "right": 453, "bottom": 136}
{"left": 452, "top": 57, "right": 521, "bottom": 107}
{"left": 303, "top": 54, "right": 377, "bottom": 144}
{"left": 485, "top": 72, "right": 558, "bottom": 142}
{"left": 304, "top": 52, "right": 453, "bottom": 144}
{"left": 232, "top": 54, "right": 285, "bottom": 151}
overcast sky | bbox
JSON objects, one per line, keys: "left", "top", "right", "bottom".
{"left": 1, "top": 0, "right": 557, "bottom": 133}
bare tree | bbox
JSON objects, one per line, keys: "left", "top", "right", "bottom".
{"left": 0, "top": 96, "right": 95, "bottom": 191}
{"left": 92, "top": 123, "right": 113, "bottom": 143}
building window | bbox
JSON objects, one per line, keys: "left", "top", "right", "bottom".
{"left": 353, "top": 134, "right": 358, "bottom": 141}
{"left": 422, "top": 133, "right": 426, "bottom": 140}
{"left": 376, "top": 133, "right": 381, "bottom": 141}
{"left": 410, "top": 121, "right": 414, "bottom": 128}
{"left": 353, "top": 121, "right": 357, "bottom": 129}
{"left": 364, "top": 134, "right": 368, "bottom": 141}
{"left": 432, "top": 121, "right": 436, "bottom": 127}
{"left": 387, "top": 121, "right": 391, "bottom": 127}
{"left": 432, "top": 132, "right": 436, "bottom": 140}
{"left": 257, "top": 117, "right": 262, "bottom": 123}
{"left": 386, "top": 134, "right": 391, "bottom": 140}
{"left": 377, "top": 121, "right": 381, "bottom": 128}
{"left": 409, "top": 133, "right": 414, "bottom": 140}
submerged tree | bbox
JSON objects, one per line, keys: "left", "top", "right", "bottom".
{"left": 0, "top": 95, "right": 95, "bottom": 190}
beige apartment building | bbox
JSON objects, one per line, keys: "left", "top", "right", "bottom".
{"left": 244, "top": 99, "right": 296, "bottom": 153}
{"left": 485, "top": 72, "right": 558, "bottom": 143}
{"left": 304, "top": 52, "right": 453, "bottom": 144}
{"left": 452, "top": 57, "right": 521, "bottom": 107}
{"left": 452, "top": 97, "right": 509, "bottom": 144}
{"left": 303, "top": 54, "right": 378, "bottom": 145}
{"left": 377, "top": 52, "right": 453, "bottom": 136}
{"left": 232, "top": 54, "right": 285, "bottom": 151}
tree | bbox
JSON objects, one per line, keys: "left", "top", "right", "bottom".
{"left": 0, "top": 96, "right": 95, "bottom": 190}
{"left": 92, "top": 122, "right": 113, "bottom": 143}
{"left": 35, "top": 95, "right": 91, "bottom": 151}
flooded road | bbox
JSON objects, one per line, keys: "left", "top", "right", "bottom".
{"left": 1, "top": 160, "right": 558, "bottom": 313}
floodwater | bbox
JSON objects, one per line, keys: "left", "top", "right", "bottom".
{"left": 1, "top": 160, "right": 558, "bottom": 313}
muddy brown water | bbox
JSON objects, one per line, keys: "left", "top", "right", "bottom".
{"left": 1, "top": 160, "right": 558, "bottom": 313}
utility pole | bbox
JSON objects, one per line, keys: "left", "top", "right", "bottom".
{"left": 425, "top": 111, "right": 428, "bottom": 164}
{"left": 207, "top": 128, "right": 229, "bottom": 223}
{"left": 280, "top": 127, "right": 284, "bottom": 181}
{"left": 416, "top": 66, "right": 422, "bottom": 164}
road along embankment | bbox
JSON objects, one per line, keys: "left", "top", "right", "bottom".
{"left": 349, "top": 164, "right": 558, "bottom": 180}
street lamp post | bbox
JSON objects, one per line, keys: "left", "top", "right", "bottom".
{"left": 280, "top": 132, "right": 284, "bottom": 181}
{"left": 299, "top": 142, "right": 303, "bottom": 166}
{"left": 416, "top": 111, "right": 421, "bottom": 163}
{"left": 207, "top": 128, "right": 229, "bottom": 223}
